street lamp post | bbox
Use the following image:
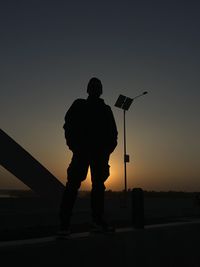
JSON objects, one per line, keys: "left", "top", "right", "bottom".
{"left": 115, "top": 92, "right": 148, "bottom": 195}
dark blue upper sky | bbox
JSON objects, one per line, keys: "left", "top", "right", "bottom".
{"left": 1, "top": 0, "right": 200, "bottom": 191}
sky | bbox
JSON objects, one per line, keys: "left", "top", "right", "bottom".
{"left": 0, "top": 0, "right": 200, "bottom": 192}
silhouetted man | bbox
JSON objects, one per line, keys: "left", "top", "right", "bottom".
{"left": 59, "top": 77, "right": 118, "bottom": 237}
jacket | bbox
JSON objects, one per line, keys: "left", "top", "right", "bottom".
{"left": 63, "top": 96, "right": 118, "bottom": 154}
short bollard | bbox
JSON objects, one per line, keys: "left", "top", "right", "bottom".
{"left": 132, "top": 188, "right": 144, "bottom": 229}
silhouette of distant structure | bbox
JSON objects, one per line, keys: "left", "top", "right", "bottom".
{"left": 0, "top": 129, "right": 64, "bottom": 204}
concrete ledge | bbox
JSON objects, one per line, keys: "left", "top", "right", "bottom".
{"left": 1, "top": 220, "right": 200, "bottom": 266}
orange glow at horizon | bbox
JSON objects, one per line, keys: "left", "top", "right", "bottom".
{"left": 1, "top": 135, "right": 200, "bottom": 193}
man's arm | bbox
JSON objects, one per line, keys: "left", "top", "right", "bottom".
{"left": 107, "top": 106, "right": 118, "bottom": 153}
{"left": 63, "top": 99, "right": 85, "bottom": 151}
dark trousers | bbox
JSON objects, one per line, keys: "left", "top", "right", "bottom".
{"left": 60, "top": 152, "right": 110, "bottom": 229}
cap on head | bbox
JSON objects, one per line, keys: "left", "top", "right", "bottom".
{"left": 87, "top": 77, "right": 103, "bottom": 97}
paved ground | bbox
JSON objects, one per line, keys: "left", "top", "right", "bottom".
{"left": 1, "top": 220, "right": 200, "bottom": 267}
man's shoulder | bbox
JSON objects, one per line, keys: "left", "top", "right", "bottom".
{"left": 71, "top": 98, "right": 87, "bottom": 108}
{"left": 73, "top": 98, "right": 86, "bottom": 105}
{"left": 98, "top": 99, "right": 112, "bottom": 110}
{"left": 102, "top": 101, "right": 112, "bottom": 112}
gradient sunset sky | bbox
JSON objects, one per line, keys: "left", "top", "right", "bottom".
{"left": 1, "top": 0, "right": 200, "bottom": 192}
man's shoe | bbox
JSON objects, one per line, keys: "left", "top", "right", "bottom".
{"left": 90, "top": 220, "right": 115, "bottom": 234}
{"left": 56, "top": 229, "right": 71, "bottom": 239}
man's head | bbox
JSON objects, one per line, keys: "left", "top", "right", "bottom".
{"left": 87, "top": 77, "right": 103, "bottom": 98}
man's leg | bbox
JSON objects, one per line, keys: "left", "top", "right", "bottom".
{"left": 90, "top": 154, "right": 110, "bottom": 224}
{"left": 59, "top": 153, "right": 89, "bottom": 231}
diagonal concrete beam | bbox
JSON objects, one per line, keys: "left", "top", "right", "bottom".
{"left": 0, "top": 129, "right": 64, "bottom": 203}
